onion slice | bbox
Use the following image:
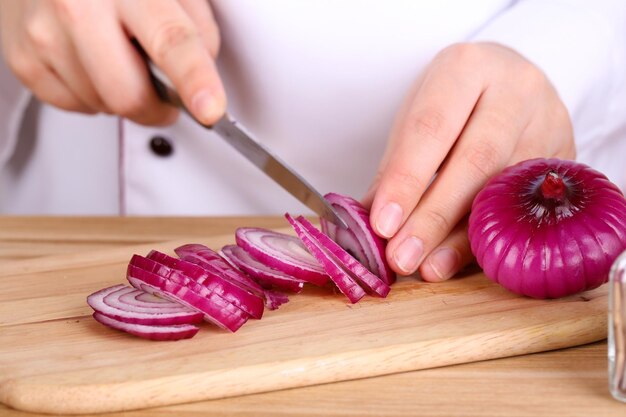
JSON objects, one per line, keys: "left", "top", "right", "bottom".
{"left": 87, "top": 284, "right": 203, "bottom": 325}
{"left": 295, "top": 216, "right": 390, "bottom": 297}
{"left": 145, "top": 251, "right": 264, "bottom": 319}
{"left": 321, "top": 193, "right": 395, "bottom": 285}
{"left": 175, "top": 244, "right": 290, "bottom": 309}
{"left": 235, "top": 227, "right": 329, "bottom": 285}
{"left": 221, "top": 244, "right": 305, "bottom": 293}
{"left": 127, "top": 261, "right": 249, "bottom": 332}
{"left": 92, "top": 312, "right": 199, "bottom": 341}
{"left": 175, "top": 244, "right": 263, "bottom": 293}
{"left": 285, "top": 214, "right": 366, "bottom": 303}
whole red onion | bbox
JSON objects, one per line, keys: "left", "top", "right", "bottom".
{"left": 468, "top": 158, "right": 626, "bottom": 299}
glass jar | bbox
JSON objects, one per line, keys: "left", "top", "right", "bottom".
{"left": 609, "top": 250, "right": 626, "bottom": 402}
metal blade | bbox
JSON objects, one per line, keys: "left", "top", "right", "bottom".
{"left": 211, "top": 116, "right": 347, "bottom": 228}
{"left": 134, "top": 39, "right": 346, "bottom": 228}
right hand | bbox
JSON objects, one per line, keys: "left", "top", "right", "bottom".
{"left": 0, "top": 0, "right": 226, "bottom": 126}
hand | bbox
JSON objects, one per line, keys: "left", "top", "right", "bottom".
{"left": 0, "top": 0, "right": 225, "bottom": 125}
{"left": 364, "top": 42, "right": 575, "bottom": 281}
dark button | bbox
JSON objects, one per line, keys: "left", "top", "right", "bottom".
{"left": 149, "top": 136, "right": 173, "bottom": 157}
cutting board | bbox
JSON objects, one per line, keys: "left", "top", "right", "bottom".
{"left": 0, "top": 230, "right": 608, "bottom": 415}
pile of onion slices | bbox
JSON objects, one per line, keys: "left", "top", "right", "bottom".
{"left": 87, "top": 193, "right": 396, "bottom": 340}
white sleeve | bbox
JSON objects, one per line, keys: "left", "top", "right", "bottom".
{"left": 470, "top": 0, "right": 626, "bottom": 154}
{"left": 0, "top": 53, "right": 31, "bottom": 166}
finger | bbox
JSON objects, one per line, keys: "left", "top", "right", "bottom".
{"left": 119, "top": 0, "right": 226, "bottom": 125}
{"left": 418, "top": 218, "right": 474, "bottom": 282}
{"left": 25, "top": 3, "right": 104, "bottom": 111}
{"left": 369, "top": 44, "right": 486, "bottom": 240}
{"left": 387, "top": 83, "right": 531, "bottom": 275}
{"left": 0, "top": 0, "right": 89, "bottom": 112}
{"left": 178, "top": 0, "right": 220, "bottom": 58}
{"left": 8, "top": 48, "right": 91, "bottom": 112}
{"left": 54, "top": 0, "right": 178, "bottom": 125}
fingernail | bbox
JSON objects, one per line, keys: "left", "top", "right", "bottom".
{"left": 428, "top": 248, "right": 460, "bottom": 281}
{"left": 393, "top": 236, "right": 423, "bottom": 274}
{"left": 376, "top": 202, "right": 403, "bottom": 238}
{"left": 191, "top": 89, "right": 214, "bottom": 124}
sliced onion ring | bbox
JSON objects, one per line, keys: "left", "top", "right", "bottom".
{"left": 295, "top": 216, "right": 390, "bottom": 297}
{"left": 175, "top": 244, "right": 263, "bottom": 293}
{"left": 146, "top": 250, "right": 264, "bottom": 319}
{"left": 321, "top": 193, "right": 395, "bottom": 285}
{"left": 92, "top": 312, "right": 199, "bottom": 341}
{"left": 221, "top": 244, "right": 305, "bottom": 293}
{"left": 87, "top": 284, "right": 203, "bottom": 325}
{"left": 286, "top": 214, "right": 366, "bottom": 304}
{"left": 127, "top": 261, "right": 249, "bottom": 332}
{"left": 175, "top": 243, "right": 290, "bottom": 310}
{"left": 235, "top": 227, "right": 329, "bottom": 285}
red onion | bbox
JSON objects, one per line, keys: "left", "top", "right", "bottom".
{"left": 175, "top": 243, "right": 224, "bottom": 262}
{"left": 235, "top": 227, "right": 329, "bottom": 285}
{"left": 221, "top": 244, "right": 305, "bottom": 293}
{"left": 320, "top": 193, "right": 395, "bottom": 285}
{"left": 175, "top": 244, "right": 259, "bottom": 291}
{"left": 175, "top": 243, "right": 291, "bottom": 309}
{"left": 92, "top": 312, "right": 199, "bottom": 341}
{"left": 87, "top": 284, "right": 203, "bottom": 325}
{"left": 129, "top": 255, "right": 256, "bottom": 320}
{"left": 127, "top": 262, "right": 250, "bottom": 332}
{"left": 145, "top": 250, "right": 264, "bottom": 319}
{"left": 469, "top": 158, "right": 626, "bottom": 298}
{"left": 286, "top": 214, "right": 366, "bottom": 303}
{"left": 294, "top": 216, "right": 390, "bottom": 298}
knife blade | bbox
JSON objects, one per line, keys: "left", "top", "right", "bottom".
{"left": 136, "top": 42, "right": 347, "bottom": 228}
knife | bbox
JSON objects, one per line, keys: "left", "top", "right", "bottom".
{"left": 135, "top": 42, "right": 347, "bottom": 228}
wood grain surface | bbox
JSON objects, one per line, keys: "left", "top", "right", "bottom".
{"left": 0, "top": 216, "right": 624, "bottom": 417}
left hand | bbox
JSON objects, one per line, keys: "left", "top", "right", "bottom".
{"left": 363, "top": 42, "right": 575, "bottom": 281}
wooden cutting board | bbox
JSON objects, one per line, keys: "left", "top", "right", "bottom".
{"left": 0, "top": 230, "right": 608, "bottom": 415}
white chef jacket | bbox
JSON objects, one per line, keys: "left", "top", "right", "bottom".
{"left": 1, "top": 0, "right": 625, "bottom": 216}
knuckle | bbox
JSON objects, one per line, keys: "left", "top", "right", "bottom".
{"left": 481, "top": 109, "right": 514, "bottom": 133}
{"left": 407, "top": 109, "right": 448, "bottom": 144}
{"left": 517, "top": 61, "right": 546, "bottom": 94}
{"left": 464, "top": 140, "right": 503, "bottom": 184}
{"left": 5, "top": 48, "right": 40, "bottom": 83}
{"left": 25, "top": 17, "right": 54, "bottom": 52}
{"left": 439, "top": 42, "right": 482, "bottom": 66}
{"left": 52, "top": 0, "right": 84, "bottom": 24}
{"left": 205, "top": 25, "right": 221, "bottom": 58}
{"left": 424, "top": 208, "right": 453, "bottom": 233}
{"left": 150, "top": 21, "right": 198, "bottom": 62}
{"left": 106, "top": 89, "right": 146, "bottom": 118}
{"left": 387, "top": 168, "right": 427, "bottom": 200}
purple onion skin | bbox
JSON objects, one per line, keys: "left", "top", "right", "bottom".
{"left": 469, "top": 158, "right": 626, "bottom": 299}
